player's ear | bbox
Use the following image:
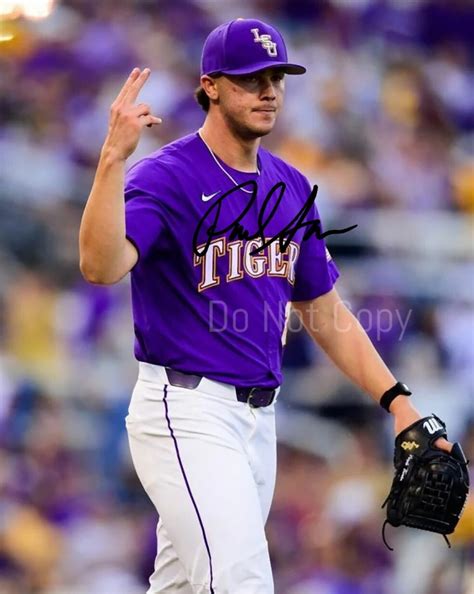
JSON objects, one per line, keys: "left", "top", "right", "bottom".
{"left": 200, "top": 75, "right": 219, "bottom": 102}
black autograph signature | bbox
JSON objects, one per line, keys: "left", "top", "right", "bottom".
{"left": 192, "top": 181, "right": 357, "bottom": 257}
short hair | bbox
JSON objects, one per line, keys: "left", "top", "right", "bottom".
{"left": 194, "top": 86, "right": 210, "bottom": 112}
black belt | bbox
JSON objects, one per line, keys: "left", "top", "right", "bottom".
{"left": 165, "top": 367, "right": 277, "bottom": 408}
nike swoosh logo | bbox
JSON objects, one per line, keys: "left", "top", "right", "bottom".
{"left": 201, "top": 191, "right": 220, "bottom": 202}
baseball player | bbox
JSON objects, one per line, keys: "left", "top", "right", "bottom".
{"left": 79, "top": 18, "right": 462, "bottom": 594}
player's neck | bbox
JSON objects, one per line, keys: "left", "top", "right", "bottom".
{"left": 199, "top": 118, "right": 260, "bottom": 173}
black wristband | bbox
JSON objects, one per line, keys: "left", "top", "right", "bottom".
{"left": 380, "top": 382, "right": 412, "bottom": 413}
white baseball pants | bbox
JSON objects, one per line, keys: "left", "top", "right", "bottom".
{"left": 125, "top": 362, "right": 278, "bottom": 594}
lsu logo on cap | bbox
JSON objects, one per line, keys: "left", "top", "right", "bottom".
{"left": 250, "top": 28, "right": 277, "bottom": 57}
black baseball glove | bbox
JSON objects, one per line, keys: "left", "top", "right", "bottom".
{"left": 381, "top": 414, "right": 470, "bottom": 550}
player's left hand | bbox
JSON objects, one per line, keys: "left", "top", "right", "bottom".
{"left": 382, "top": 411, "right": 470, "bottom": 550}
{"left": 390, "top": 397, "right": 453, "bottom": 452}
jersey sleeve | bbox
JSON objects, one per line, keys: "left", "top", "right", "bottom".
{"left": 124, "top": 158, "right": 169, "bottom": 263}
{"left": 291, "top": 177, "right": 340, "bottom": 302}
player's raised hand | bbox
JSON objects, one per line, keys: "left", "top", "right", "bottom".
{"left": 103, "top": 68, "right": 162, "bottom": 161}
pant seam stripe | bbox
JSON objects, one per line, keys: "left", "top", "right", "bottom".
{"left": 163, "top": 384, "right": 215, "bottom": 594}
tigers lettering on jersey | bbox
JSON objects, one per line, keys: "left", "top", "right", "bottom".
{"left": 124, "top": 132, "right": 340, "bottom": 387}
{"left": 194, "top": 237, "right": 300, "bottom": 292}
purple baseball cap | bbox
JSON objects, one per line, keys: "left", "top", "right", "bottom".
{"left": 201, "top": 18, "right": 306, "bottom": 77}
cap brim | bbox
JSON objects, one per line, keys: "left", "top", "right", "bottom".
{"left": 207, "top": 61, "right": 306, "bottom": 76}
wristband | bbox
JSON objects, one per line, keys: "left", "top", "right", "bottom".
{"left": 380, "top": 382, "right": 412, "bottom": 413}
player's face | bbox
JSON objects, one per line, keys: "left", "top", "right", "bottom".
{"left": 215, "top": 68, "right": 285, "bottom": 139}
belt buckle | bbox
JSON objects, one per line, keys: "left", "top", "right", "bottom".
{"left": 247, "top": 387, "right": 274, "bottom": 408}
{"left": 247, "top": 387, "right": 261, "bottom": 408}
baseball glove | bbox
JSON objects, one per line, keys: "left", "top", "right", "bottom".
{"left": 381, "top": 414, "right": 470, "bottom": 550}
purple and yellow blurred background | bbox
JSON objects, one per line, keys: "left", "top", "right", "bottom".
{"left": 0, "top": 1, "right": 473, "bottom": 593}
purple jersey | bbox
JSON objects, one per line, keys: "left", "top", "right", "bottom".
{"left": 124, "top": 132, "right": 339, "bottom": 388}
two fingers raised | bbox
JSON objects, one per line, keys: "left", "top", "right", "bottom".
{"left": 113, "top": 67, "right": 141, "bottom": 106}
{"left": 125, "top": 68, "right": 151, "bottom": 105}
{"left": 110, "top": 68, "right": 162, "bottom": 127}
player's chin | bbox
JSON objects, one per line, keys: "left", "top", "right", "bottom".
{"left": 247, "top": 112, "right": 277, "bottom": 136}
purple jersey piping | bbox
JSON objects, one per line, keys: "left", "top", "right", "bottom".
{"left": 163, "top": 385, "right": 215, "bottom": 593}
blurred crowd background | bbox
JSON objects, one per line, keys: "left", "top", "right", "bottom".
{"left": 0, "top": 0, "right": 473, "bottom": 593}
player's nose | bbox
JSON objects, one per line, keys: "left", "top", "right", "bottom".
{"left": 258, "top": 76, "right": 277, "bottom": 99}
